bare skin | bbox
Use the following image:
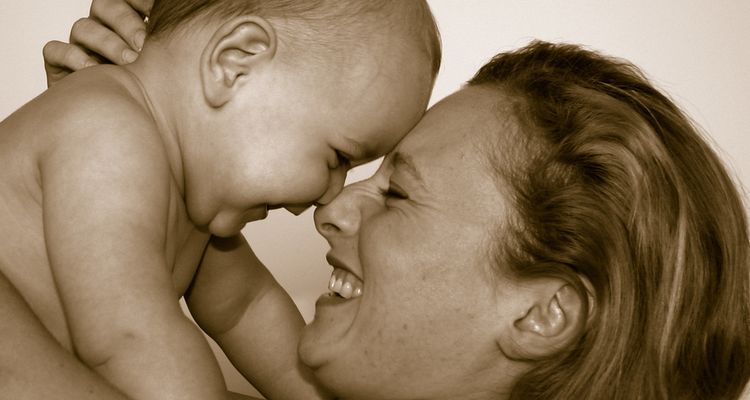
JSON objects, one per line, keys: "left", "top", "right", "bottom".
{"left": 5, "top": 1, "right": 433, "bottom": 399}
{"left": 6, "top": 5, "right": 281, "bottom": 394}
{"left": 0, "top": 64, "right": 323, "bottom": 400}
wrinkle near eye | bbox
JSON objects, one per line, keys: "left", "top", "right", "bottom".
{"left": 391, "top": 152, "right": 425, "bottom": 188}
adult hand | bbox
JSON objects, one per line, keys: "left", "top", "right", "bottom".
{"left": 43, "top": 0, "right": 153, "bottom": 87}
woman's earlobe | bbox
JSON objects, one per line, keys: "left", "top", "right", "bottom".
{"left": 200, "top": 16, "right": 277, "bottom": 108}
{"left": 498, "top": 283, "right": 588, "bottom": 361}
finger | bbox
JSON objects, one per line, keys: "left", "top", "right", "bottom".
{"left": 70, "top": 18, "right": 140, "bottom": 65}
{"left": 42, "top": 40, "right": 99, "bottom": 71}
{"left": 125, "top": 0, "right": 154, "bottom": 16}
{"left": 89, "top": 0, "right": 148, "bottom": 51}
{"left": 45, "top": 62, "right": 73, "bottom": 88}
{"left": 43, "top": 41, "right": 99, "bottom": 87}
{"left": 43, "top": 40, "right": 98, "bottom": 70}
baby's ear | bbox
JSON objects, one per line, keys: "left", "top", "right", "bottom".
{"left": 200, "top": 15, "right": 277, "bottom": 107}
{"left": 497, "top": 279, "right": 593, "bottom": 361}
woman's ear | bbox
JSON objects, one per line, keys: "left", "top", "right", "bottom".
{"left": 200, "top": 15, "right": 277, "bottom": 108}
{"left": 497, "top": 281, "right": 592, "bottom": 361}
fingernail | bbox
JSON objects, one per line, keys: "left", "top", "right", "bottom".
{"left": 133, "top": 30, "right": 146, "bottom": 51}
{"left": 122, "top": 49, "right": 139, "bottom": 63}
{"left": 84, "top": 59, "right": 98, "bottom": 68}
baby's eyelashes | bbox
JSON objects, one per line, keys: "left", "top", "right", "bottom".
{"left": 334, "top": 150, "right": 352, "bottom": 169}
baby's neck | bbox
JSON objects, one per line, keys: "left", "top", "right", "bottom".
{"left": 121, "top": 43, "right": 191, "bottom": 195}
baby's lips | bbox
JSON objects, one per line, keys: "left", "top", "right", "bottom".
{"left": 284, "top": 204, "right": 312, "bottom": 216}
{"left": 244, "top": 205, "right": 269, "bottom": 222}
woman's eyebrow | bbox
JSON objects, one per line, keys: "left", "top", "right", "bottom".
{"left": 392, "top": 152, "right": 424, "bottom": 184}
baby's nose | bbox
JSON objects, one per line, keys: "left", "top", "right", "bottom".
{"left": 316, "top": 167, "right": 347, "bottom": 206}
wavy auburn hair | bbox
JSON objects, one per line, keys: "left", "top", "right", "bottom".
{"left": 471, "top": 41, "right": 749, "bottom": 399}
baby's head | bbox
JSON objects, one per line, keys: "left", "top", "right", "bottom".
{"left": 142, "top": 0, "right": 440, "bottom": 236}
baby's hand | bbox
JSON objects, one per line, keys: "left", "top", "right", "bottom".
{"left": 43, "top": 0, "right": 153, "bottom": 87}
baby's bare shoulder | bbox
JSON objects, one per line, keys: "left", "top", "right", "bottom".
{"left": 38, "top": 66, "right": 169, "bottom": 173}
{"left": 51, "top": 66, "right": 157, "bottom": 142}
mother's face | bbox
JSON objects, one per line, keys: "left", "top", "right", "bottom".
{"left": 299, "top": 87, "right": 520, "bottom": 399}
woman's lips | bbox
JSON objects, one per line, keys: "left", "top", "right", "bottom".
{"left": 302, "top": 267, "right": 363, "bottom": 369}
{"left": 325, "top": 253, "right": 364, "bottom": 299}
{"left": 328, "top": 268, "right": 363, "bottom": 299}
{"left": 313, "top": 283, "right": 362, "bottom": 319}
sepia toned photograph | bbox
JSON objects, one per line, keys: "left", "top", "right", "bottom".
{"left": 1, "top": 1, "right": 748, "bottom": 399}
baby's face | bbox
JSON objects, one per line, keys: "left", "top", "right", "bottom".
{"left": 190, "top": 42, "right": 435, "bottom": 237}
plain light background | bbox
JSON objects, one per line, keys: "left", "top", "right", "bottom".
{"left": 1, "top": 1, "right": 748, "bottom": 397}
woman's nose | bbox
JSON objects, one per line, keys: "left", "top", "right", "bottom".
{"left": 314, "top": 184, "right": 361, "bottom": 239}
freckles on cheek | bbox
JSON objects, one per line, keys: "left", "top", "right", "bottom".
{"left": 353, "top": 324, "right": 399, "bottom": 375}
{"left": 360, "top": 340, "right": 382, "bottom": 370}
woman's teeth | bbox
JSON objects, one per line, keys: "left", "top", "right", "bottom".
{"left": 328, "top": 268, "right": 363, "bottom": 299}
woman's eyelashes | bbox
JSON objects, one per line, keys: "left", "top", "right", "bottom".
{"left": 383, "top": 181, "right": 408, "bottom": 200}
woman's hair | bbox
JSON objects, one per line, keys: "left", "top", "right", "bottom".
{"left": 145, "top": 0, "right": 441, "bottom": 77}
{"left": 471, "top": 41, "right": 750, "bottom": 399}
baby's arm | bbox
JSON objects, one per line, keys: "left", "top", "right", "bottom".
{"left": 0, "top": 268, "right": 132, "bottom": 400}
{"left": 40, "top": 95, "right": 226, "bottom": 400}
{"left": 186, "top": 235, "right": 331, "bottom": 400}
{"left": 0, "top": 267, "right": 261, "bottom": 400}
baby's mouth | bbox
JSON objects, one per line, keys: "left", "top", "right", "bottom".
{"left": 328, "top": 268, "right": 364, "bottom": 299}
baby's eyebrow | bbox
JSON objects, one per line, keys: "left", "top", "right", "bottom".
{"left": 343, "top": 136, "right": 383, "bottom": 167}
{"left": 343, "top": 136, "right": 373, "bottom": 160}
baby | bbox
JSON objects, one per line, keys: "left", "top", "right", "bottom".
{"left": 0, "top": 1, "right": 439, "bottom": 399}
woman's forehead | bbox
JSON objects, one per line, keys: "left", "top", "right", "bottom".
{"left": 393, "top": 86, "right": 514, "bottom": 168}
{"left": 383, "top": 87, "right": 513, "bottom": 217}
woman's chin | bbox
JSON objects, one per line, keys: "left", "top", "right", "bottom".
{"left": 299, "top": 292, "right": 362, "bottom": 370}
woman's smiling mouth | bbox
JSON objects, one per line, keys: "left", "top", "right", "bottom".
{"left": 328, "top": 268, "right": 363, "bottom": 299}
{"left": 325, "top": 253, "right": 364, "bottom": 299}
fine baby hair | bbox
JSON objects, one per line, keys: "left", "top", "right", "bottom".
{"left": 145, "top": 0, "right": 442, "bottom": 76}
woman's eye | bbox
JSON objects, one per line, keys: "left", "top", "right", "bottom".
{"left": 383, "top": 182, "right": 408, "bottom": 200}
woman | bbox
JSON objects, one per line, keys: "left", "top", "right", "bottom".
{"left": 4, "top": 1, "right": 750, "bottom": 399}
{"left": 298, "top": 42, "right": 750, "bottom": 399}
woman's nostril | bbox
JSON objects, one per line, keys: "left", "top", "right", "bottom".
{"left": 321, "top": 222, "right": 340, "bottom": 234}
